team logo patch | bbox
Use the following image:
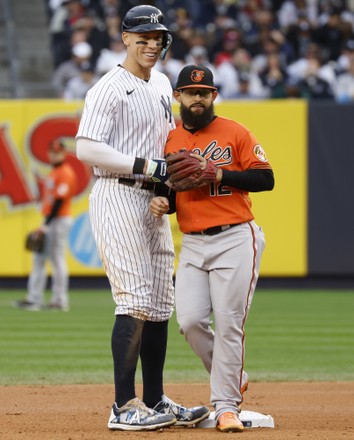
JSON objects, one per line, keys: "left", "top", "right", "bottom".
{"left": 190, "top": 70, "right": 205, "bottom": 83}
{"left": 57, "top": 183, "right": 69, "bottom": 197}
{"left": 253, "top": 145, "right": 268, "bottom": 162}
{"left": 150, "top": 13, "right": 159, "bottom": 23}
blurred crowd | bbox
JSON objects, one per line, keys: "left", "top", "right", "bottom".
{"left": 45, "top": 0, "right": 354, "bottom": 103}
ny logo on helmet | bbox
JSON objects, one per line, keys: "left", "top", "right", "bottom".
{"left": 150, "top": 13, "right": 159, "bottom": 23}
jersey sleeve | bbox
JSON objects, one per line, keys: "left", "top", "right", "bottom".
{"left": 76, "top": 82, "right": 117, "bottom": 143}
{"left": 236, "top": 129, "right": 272, "bottom": 170}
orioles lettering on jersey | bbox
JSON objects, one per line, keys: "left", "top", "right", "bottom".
{"left": 164, "top": 116, "right": 272, "bottom": 233}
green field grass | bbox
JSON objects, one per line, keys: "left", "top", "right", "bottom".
{"left": 0, "top": 289, "right": 353, "bottom": 385}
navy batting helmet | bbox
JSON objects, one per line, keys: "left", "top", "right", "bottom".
{"left": 121, "top": 5, "right": 172, "bottom": 60}
{"left": 122, "top": 5, "right": 170, "bottom": 33}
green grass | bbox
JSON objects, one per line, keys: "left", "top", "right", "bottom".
{"left": 245, "top": 290, "right": 354, "bottom": 381}
{"left": 0, "top": 289, "right": 353, "bottom": 385}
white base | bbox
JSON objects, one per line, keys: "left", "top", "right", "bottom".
{"left": 197, "top": 410, "right": 275, "bottom": 429}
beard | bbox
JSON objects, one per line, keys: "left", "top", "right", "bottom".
{"left": 180, "top": 102, "right": 215, "bottom": 130}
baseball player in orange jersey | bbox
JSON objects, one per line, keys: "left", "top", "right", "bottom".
{"left": 150, "top": 65, "right": 275, "bottom": 432}
{"left": 76, "top": 6, "right": 209, "bottom": 432}
{"left": 14, "top": 139, "right": 77, "bottom": 311}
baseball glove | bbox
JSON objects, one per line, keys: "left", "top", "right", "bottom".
{"left": 165, "top": 150, "right": 218, "bottom": 191}
{"left": 25, "top": 229, "right": 46, "bottom": 253}
{"left": 165, "top": 150, "right": 203, "bottom": 191}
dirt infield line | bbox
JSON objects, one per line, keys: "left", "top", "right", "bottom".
{"left": 1, "top": 382, "right": 353, "bottom": 439}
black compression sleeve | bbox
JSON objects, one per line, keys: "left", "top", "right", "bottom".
{"left": 133, "top": 157, "right": 145, "bottom": 174}
{"left": 220, "top": 168, "right": 275, "bottom": 192}
{"left": 166, "top": 191, "right": 176, "bottom": 214}
{"left": 45, "top": 199, "right": 64, "bottom": 225}
{"left": 154, "top": 184, "right": 176, "bottom": 214}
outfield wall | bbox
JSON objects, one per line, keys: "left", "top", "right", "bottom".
{"left": 0, "top": 100, "right": 352, "bottom": 277}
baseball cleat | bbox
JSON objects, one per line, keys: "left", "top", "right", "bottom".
{"left": 107, "top": 398, "right": 176, "bottom": 431}
{"left": 153, "top": 394, "right": 210, "bottom": 426}
{"left": 216, "top": 412, "right": 244, "bottom": 432}
{"left": 12, "top": 299, "right": 41, "bottom": 311}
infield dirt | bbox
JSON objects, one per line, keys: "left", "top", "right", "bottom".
{"left": 1, "top": 382, "right": 353, "bottom": 439}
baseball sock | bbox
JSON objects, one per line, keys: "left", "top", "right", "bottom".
{"left": 111, "top": 314, "right": 144, "bottom": 407}
{"left": 140, "top": 320, "right": 168, "bottom": 408}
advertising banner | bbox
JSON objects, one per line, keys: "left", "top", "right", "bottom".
{"left": 0, "top": 100, "right": 307, "bottom": 277}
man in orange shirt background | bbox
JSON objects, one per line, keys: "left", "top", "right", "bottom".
{"left": 14, "top": 139, "right": 77, "bottom": 312}
{"left": 150, "top": 65, "right": 274, "bottom": 432}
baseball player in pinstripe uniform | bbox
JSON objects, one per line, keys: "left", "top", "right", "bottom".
{"left": 150, "top": 65, "right": 275, "bottom": 432}
{"left": 76, "top": 6, "right": 209, "bottom": 432}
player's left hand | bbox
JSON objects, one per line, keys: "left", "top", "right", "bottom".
{"left": 150, "top": 196, "right": 170, "bottom": 218}
{"left": 25, "top": 228, "right": 46, "bottom": 253}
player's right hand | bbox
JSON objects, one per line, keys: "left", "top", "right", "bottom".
{"left": 145, "top": 159, "right": 169, "bottom": 183}
{"left": 150, "top": 196, "right": 170, "bottom": 218}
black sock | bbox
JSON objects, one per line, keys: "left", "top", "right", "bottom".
{"left": 140, "top": 320, "right": 169, "bottom": 408}
{"left": 111, "top": 315, "right": 144, "bottom": 407}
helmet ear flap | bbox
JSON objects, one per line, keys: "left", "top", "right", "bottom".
{"left": 161, "top": 33, "right": 173, "bottom": 60}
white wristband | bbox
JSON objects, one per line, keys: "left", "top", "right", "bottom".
{"left": 145, "top": 160, "right": 158, "bottom": 178}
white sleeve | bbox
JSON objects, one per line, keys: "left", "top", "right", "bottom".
{"left": 76, "top": 137, "right": 135, "bottom": 174}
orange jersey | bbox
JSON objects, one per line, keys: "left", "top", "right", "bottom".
{"left": 42, "top": 163, "right": 77, "bottom": 217}
{"left": 165, "top": 116, "right": 272, "bottom": 233}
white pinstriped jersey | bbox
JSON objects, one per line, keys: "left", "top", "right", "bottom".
{"left": 76, "top": 65, "right": 176, "bottom": 321}
{"left": 89, "top": 181, "right": 175, "bottom": 321}
{"left": 77, "top": 65, "right": 175, "bottom": 178}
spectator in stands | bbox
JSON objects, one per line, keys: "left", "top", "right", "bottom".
{"left": 46, "top": 0, "right": 63, "bottom": 21}
{"left": 70, "top": 10, "right": 110, "bottom": 65}
{"left": 336, "top": 38, "right": 354, "bottom": 74}
{"left": 287, "top": 42, "right": 336, "bottom": 89}
{"left": 95, "top": 34, "right": 126, "bottom": 76}
{"left": 258, "top": 52, "right": 289, "bottom": 98}
{"left": 316, "top": 0, "right": 348, "bottom": 26}
{"left": 80, "top": 0, "right": 115, "bottom": 18}
{"left": 154, "top": 50, "right": 185, "bottom": 91}
{"left": 168, "top": 7, "right": 195, "bottom": 61}
{"left": 185, "top": 45, "right": 221, "bottom": 89}
{"left": 277, "top": 0, "right": 317, "bottom": 31}
{"left": 284, "top": 11, "right": 316, "bottom": 63}
{"left": 334, "top": 54, "right": 354, "bottom": 102}
{"left": 49, "top": 0, "right": 87, "bottom": 67}
{"left": 241, "top": 7, "right": 280, "bottom": 57}
{"left": 187, "top": 0, "right": 219, "bottom": 30}
{"left": 212, "top": 0, "right": 239, "bottom": 20}
{"left": 212, "top": 27, "right": 242, "bottom": 67}
{"left": 98, "top": 0, "right": 122, "bottom": 18}
{"left": 104, "top": 12, "right": 122, "bottom": 40}
{"left": 313, "top": 8, "right": 346, "bottom": 61}
{"left": 210, "top": 4, "right": 240, "bottom": 62}
{"left": 251, "top": 32, "right": 287, "bottom": 74}
{"left": 229, "top": 71, "right": 263, "bottom": 99}
{"left": 236, "top": 0, "right": 270, "bottom": 40}
{"left": 52, "top": 41, "right": 93, "bottom": 97}
{"left": 63, "top": 60, "right": 99, "bottom": 99}
{"left": 43, "top": 0, "right": 354, "bottom": 101}
{"left": 216, "top": 47, "right": 267, "bottom": 99}
{"left": 297, "top": 56, "right": 335, "bottom": 100}
{"left": 68, "top": 27, "right": 89, "bottom": 48}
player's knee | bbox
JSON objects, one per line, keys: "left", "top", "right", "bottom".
{"left": 177, "top": 314, "right": 206, "bottom": 337}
